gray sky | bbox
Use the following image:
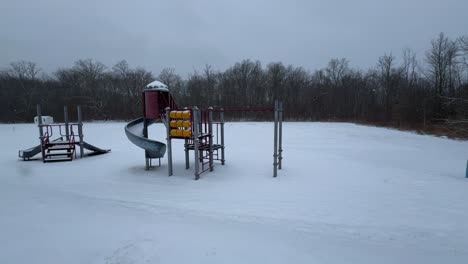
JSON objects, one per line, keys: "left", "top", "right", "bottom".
{"left": 1, "top": 0, "right": 467, "bottom": 76}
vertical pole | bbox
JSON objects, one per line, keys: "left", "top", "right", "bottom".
{"left": 423, "top": 99, "right": 427, "bottom": 130}
{"left": 465, "top": 160, "right": 468, "bottom": 178}
{"left": 193, "top": 106, "right": 200, "bottom": 180}
{"left": 37, "top": 105, "right": 45, "bottom": 162}
{"left": 142, "top": 91, "right": 150, "bottom": 169}
{"left": 64, "top": 106, "right": 69, "bottom": 141}
{"left": 208, "top": 107, "right": 214, "bottom": 171}
{"left": 278, "top": 101, "right": 283, "bottom": 170}
{"left": 198, "top": 111, "right": 203, "bottom": 163}
{"left": 273, "top": 100, "right": 279, "bottom": 177}
{"left": 143, "top": 118, "right": 150, "bottom": 170}
{"left": 220, "top": 108, "right": 225, "bottom": 165}
{"left": 184, "top": 107, "right": 190, "bottom": 169}
{"left": 165, "top": 107, "right": 173, "bottom": 176}
{"left": 185, "top": 138, "right": 190, "bottom": 169}
{"left": 77, "top": 105, "right": 84, "bottom": 158}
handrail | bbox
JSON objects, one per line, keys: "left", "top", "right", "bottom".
{"left": 38, "top": 123, "right": 80, "bottom": 126}
{"left": 43, "top": 131, "right": 50, "bottom": 145}
{"left": 44, "top": 125, "right": 53, "bottom": 139}
{"left": 69, "top": 127, "right": 76, "bottom": 159}
{"left": 38, "top": 123, "right": 81, "bottom": 138}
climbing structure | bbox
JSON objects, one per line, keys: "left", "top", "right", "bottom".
{"left": 125, "top": 80, "right": 284, "bottom": 180}
{"left": 164, "top": 107, "right": 225, "bottom": 180}
{"left": 19, "top": 105, "right": 110, "bottom": 162}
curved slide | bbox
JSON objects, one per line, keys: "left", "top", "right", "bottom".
{"left": 125, "top": 118, "right": 166, "bottom": 159}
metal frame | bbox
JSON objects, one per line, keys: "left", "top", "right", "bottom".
{"left": 33, "top": 105, "right": 108, "bottom": 162}
{"left": 272, "top": 100, "right": 284, "bottom": 177}
{"left": 138, "top": 88, "right": 284, "bottom": 180}
{"left": 273, "top": 100, "right": 279, "bottom": 177}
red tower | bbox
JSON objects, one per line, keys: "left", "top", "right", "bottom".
{"left": 143, "top": 80, "right": 177, "bottom": 120}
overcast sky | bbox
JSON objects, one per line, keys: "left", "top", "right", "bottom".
{"left": 1, "top": 0, "right": 467, "bottom": 76}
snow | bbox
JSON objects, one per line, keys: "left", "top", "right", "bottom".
{"left": 1, "top": 122, "right": 468, "bottom": 263}
{"left": 145, "top": 80, "right": 168, "bottom": 91}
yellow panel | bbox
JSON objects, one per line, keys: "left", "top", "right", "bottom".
{"left": 183, "top": 121, "right": 191, "bottom": 128}
{"left": 170, "top": 120, "right": 178, "bottom": 128}
{"left": 176, "top": 129, "right": 184, "bottom": 137}
{"left": 176, "top": 120, "right": 184, "bottom": 127}
{"left": 169, "top": 111, "right": 177, "bottom": 119}
{"left": 182, "top": 110, "right": 191, "bottom": 119}
{"left": 170, "top": 129, "right": 178, "bottom": 137}
{"left": 175, "top": 111, "right": 183, "bottom": 119}
{"left": 182, "top": 130, "right": 192, "bottom": 138}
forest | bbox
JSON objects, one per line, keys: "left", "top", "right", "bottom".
{"left": 1, "top": 32, "right": 468, "bottom": 137}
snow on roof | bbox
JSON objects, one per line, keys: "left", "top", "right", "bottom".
{"left": 145, "top": 80, "right": 169, "bottom": 92}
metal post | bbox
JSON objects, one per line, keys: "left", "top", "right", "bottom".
{"left": 198, "top": 111, "right": 203, "bottom": 163}
{"left": 184, "top": 107, "right": 190, "bottom": 169}
{"left": 143, "top": 118, "right": 150, "bottom": 170}
{"left": 64, "top": 106, "right": 69, "bottom": 141}
{"left": 465, "top": 160, "right": 468, "bottom": 178}
{"left": 208, "top": 107, "right": 214, "bottom": 171}
{"left": 220, "top": 108, "right": 225, "bottom": 165}
{"left": 278, "top": 101, "right": 283, "bottom": 170}
{"left": 193, "top": 106, "right": 200, "bottom": 180}
{"left": 77, "top": 105, "right": 84, "bottom": 158}
{"left": 165, "top": 107, "right": 173, "bottom": 176}
{"left": 273, "top": 100, "right": 279, "bottom": 177}
{"left": 37, "top": 105, "right": 45, "bottom": 162}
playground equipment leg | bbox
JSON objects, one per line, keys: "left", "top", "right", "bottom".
{"left": 466, "top": 160, "right": 468, "bottom": 178}
{"left": 64, "top": 106, "right": 69, "bottom": 141}
{"left": 273, "top": 100, "right": 279, "bottom": 177}
{"left": 37, "top": 104, "right": 45, "bottom": 162}
{"left": 77, "top": 106, "right": 84, "bottom": 158}
{"left": 145, "top": 157, "right": 150, "bottom": 170}
{"left": 220, "top": 108, "right": 225, "bottom": 165}
{"left": 193, "top": 106, "right": 200, "bottom": 180}
{"left": 208, "top": 107, "right": 214, "bottom": 171}
{"left": 278, "top": 101, "right": 283, "bottom": 170}
{"left": 184, "top": 107, "right": 190, "bottom": 169}
{"left": 165, "top": 107, "right": 173, "bottom": 176}
{"left": 142, "top": 118, "right": 150, "bottom": 170}
{"left": 185, "top": 138, "right": 190, "bottom": 169}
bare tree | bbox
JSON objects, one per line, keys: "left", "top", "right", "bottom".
{"left": 8, "top": 61, "right": 42, "bottom": 119}
{"left": 112, "top": 60, "right": 130, "bottom": 77}
{"left": 265, "top": 62, "right": 286, "bottom": 103}
{"left": 9, "top": 61, "right": 41, "bottom": 80}
{"left": 158, "top": 68, "right": 185, "bottom": 102}
{"left": 459, "top": 36, "right": 468, "bottom": 57}
{"left": 377, "top": 53, "right": 398, "bottom": 121}
{"left": 402, "top": 48, "right": 418, "bottom": 85}
{"left": 458, "top": 36, "right": 468, "bottom": 78}
{"left": 73, "top": 58, "right": 106, "bottom": 91}
{"left": 325, "top": 58, "right": 349, "bottom": 86}
{"left": 426, "top": 33, "right": 458, "bottom": 98}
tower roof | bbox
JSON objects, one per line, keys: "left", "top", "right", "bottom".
{"left": 145, "top": 80, "right": 169, "bottom": 92}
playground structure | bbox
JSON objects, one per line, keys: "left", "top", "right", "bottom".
{"left": 19, "top": 105, "right": 110, "bottom": 162}
{"left": 125, "top": 80, "right": 284, "bottom": 180}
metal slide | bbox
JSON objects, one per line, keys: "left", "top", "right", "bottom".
{"left": 81, "top": 142, "right": 111, "bottom": 156}
{"left": 18, "top": 145, "right": 42, "bottom": 160}
{"left": 125, "top": 118, "right": 166, "bottom": 158}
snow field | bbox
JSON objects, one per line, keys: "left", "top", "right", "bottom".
{"left": 1, "top": 122, "right": 468, "bottom": 263}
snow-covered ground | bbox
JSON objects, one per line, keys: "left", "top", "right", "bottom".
{"left": 1, "top": 122, "right": 468, "bottom": 263}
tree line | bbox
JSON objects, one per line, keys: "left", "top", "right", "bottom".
{"left": 1, "top": 32, "right": 468, "bottom": 137}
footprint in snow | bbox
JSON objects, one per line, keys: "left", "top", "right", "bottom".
{"left": 105, "top": 239, "right": 159, "bottom": 264}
